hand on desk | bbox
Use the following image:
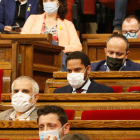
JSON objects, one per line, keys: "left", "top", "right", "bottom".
{"left": 4, "top": 26, "right": 12, "bottom": 31}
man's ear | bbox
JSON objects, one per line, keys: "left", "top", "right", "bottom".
{"left": 104, "top": 48, "right": 107, "bottom": 53}
{"left": 34, "top": 93, "right": 39, "bottom": 104}
{"left": 64, "top": 123, "right": 70, "bottom": 135}
{"left": 126, "top": 51, "right": 130, "bottom": 57}
{"left": 10, "top": 93, "right": 12, "bottom": 100}
{"left": 87, "top": 65, "right": 91, "bottom": 75}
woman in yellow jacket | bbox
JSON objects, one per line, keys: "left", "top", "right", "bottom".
{"left": 21, "top": 0, "right": 82, "bottom": 70}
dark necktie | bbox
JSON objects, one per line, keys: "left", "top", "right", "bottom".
{"left": 76, "top": 89, "right": 84, "bottom": 93}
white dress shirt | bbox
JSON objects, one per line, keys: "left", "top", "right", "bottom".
{"left": 72, "top": 78, "right": 91, "bottom": 94}
{"left": 10, "top": 106, "right": 35, "bottom": 121}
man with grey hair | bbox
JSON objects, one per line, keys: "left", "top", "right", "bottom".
{"left": 0, "top": 76, "right": 39, "bottom": 120}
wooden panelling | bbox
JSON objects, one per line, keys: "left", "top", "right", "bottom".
{"left": 82, "top": 34, "right": 140, "bottom": 61}
{"left": 0, "top": 34, "right": 52, "bottom": 43}
{"left": 0, "top": 130, "right": 140, "bottom": 140}
{"left": 5, "top": 48, "right": 12, "bottom": 61}
{"left": 53, "top": 71, "right": 140, "bottom": 79}
{"left": 1, "top": 102, "right": 140, "bottom": 113}
{"left": 0, "top": 120, "right": 140, "bottom": 129}
{"left": 2, "top": 70, "right": 11, "bottom": 93}
{"left": 2, "top": 93, "right": 140, "bottom": 101}
{"left": 0, "top": 34, "right": 64, "bottom": 93}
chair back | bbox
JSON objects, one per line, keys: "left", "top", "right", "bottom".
{"left": 81, "top": 110, "right": 140, "bottom": 120}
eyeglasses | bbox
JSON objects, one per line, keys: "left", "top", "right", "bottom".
{"left": 123, "top": 28, "right": 140, "bottom": 38}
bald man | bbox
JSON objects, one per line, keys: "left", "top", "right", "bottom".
{"left": 91, "top": 34, "right": 140, "bottom": 71}
{"left": 122, "top": 15, "right": 140, "bottom": 38}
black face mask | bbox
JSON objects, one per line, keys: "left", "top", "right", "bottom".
{"left": 106, "top": 56, "right": 124, "bottom": 71}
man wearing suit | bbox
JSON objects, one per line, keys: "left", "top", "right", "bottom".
{"left": 53, "top": 51, "right": 114, "bottom": 93}
{"left": 0, "top": 0, "right": 38, "bottom": 32}
{"left": 91, "top": 34, "right": 140, "bottom": 71}
{"left": 0, "top": 76, "right": 39, "bottom": 120}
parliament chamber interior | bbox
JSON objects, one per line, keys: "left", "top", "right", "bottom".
{"left": 1, "top": 0, "right": 140, "bottom": 140}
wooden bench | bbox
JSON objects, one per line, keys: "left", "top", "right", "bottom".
{"left": 1, "top": 93, "right": 140, "bottom": 120}
{"left": 82, "top": 34, "right": 140, "bottom": 61}
{"left": 0, "top": 120, "right": 140, "bottom": 140}
{"left": 44, "top": 71, "right": 140, "bottom": 93}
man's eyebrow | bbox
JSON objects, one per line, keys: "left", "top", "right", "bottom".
{"left": 75, "top": 67, "right": 82, "bottom": 69}
{"left": 13, "top": 89, "right": 19, "bottom": 91}
{"left": 22, "top": 89, "right": 30, "bottom": 90}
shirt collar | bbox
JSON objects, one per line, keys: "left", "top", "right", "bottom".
{"left": 72, "top": 78, "right": 91, "bottom": 92}
{"left": 104, "top": 61, "right": 126, "bottom": 71}
{"left": 10, "top": 106, "right": 35, "bottom": 121}
{"left": 15, "top": 0, "right": 27, "bottom": 5}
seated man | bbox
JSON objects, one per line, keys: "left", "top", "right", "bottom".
{"left": 122, "top": 15, "right": 140, "bottom": 38}
{"left": 53, "top": 51, "right": 114, "bottom": 93}
{"left": 0, "top": 0, "right": 38, "bottom": 32}
{"left": 91, "top": 34, "right": 140, "bottom": 71}
{"left": 0, "top": 76, "right": 39, "bottom": 120}
{"left": 37, "top": 105, "right": 70, "bottom": 140}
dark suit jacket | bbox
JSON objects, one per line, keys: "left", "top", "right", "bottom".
{"left": 53, "top": 79, "right": 114, "bottom": 93}
{"left": 0, "top": 0, "right": 38, "bottom": 31}
{"left": 91, "top": 59, "right": 140, "bottom": 71}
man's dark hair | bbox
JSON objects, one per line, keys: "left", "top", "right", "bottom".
{"left": 38, "top": 0, "right": 67, "bottom": 20}
{"left": 65, "top": 51, "right": 91, "bottom": 68}
{"left": 124, "top": 15, "right": 140, "bottom": 26}
{"left": 37, "top": 105, "right": 68, "bottom": 126}
{"left": 61, "top": 133, "right": 91, "bottom": 140}
{"left": 106, "top": 34, "right": 129, "bottom": 51}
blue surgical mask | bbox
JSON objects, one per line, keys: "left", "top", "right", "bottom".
{"left": 43, "top": 2, "right": 59, "bottom": 15}
{"left": 39, "top": 125, "right": 65, "bottom": 140}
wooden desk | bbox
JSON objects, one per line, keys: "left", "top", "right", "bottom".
{"left": 82, "top": 34, "right": 140, "bottom": 61}
{"left": 0, "top": 120, "right": 140, "bottom": 140}
{"left": 0, "top": 34, "right": 64, "bottom": 92}
{"left": 2, "top": 93, "right": 140, "bottom": 101}
{"left": 18, "top": 41, "right": 64, "bottom": 92}
{"left": 44, "top": 71, "right": 140, "bottom": 93}
{"left": 1, "top": 93, "right": 140, "bottom": 120}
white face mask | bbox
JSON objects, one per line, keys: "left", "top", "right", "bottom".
{"left": 67, "top": 68, "right": 88, "bottom": 89}
{"left": 39, "top": 125, "right": 65, "bottom": 140}
{"left": 11, "top": 91, "right": 34, "bottom": 112}
{"left": 43, "top": 2, "right": 59, "bottom": 15}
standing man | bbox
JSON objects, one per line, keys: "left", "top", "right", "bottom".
{"left": 0, "top": 76, "right": 39, "bottom": 120}
{"left": 0, "top": 0, "right": 38, "bottom": 32}
{"left": 53, "top": 51, "right": 114, "bottom": 93}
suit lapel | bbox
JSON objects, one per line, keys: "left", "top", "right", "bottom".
{"left": 58, "top": 18, "right": 68, "bottom": 46}
{"left": 25, "top": 0, "right": 33, "bottom": 20}
{"left": 8, "top": 0, "right": 16, "bottom": 25}
{"left": 66, "top": 85, "right": 73, "bottom": 93}
{"left": 121, "top": 59, "right": 129, "bottom": 71}
{"left": 87, "top": 80, "right": 98, "bottom": 93}
{"left": 34, "top": 13, "right": 45, "bottom": 34}
{"left": 99, "top": 64, "right": 106, "bottom": 71}
{"left": 58, "top": 18, "right": 63, "bottom": 42}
